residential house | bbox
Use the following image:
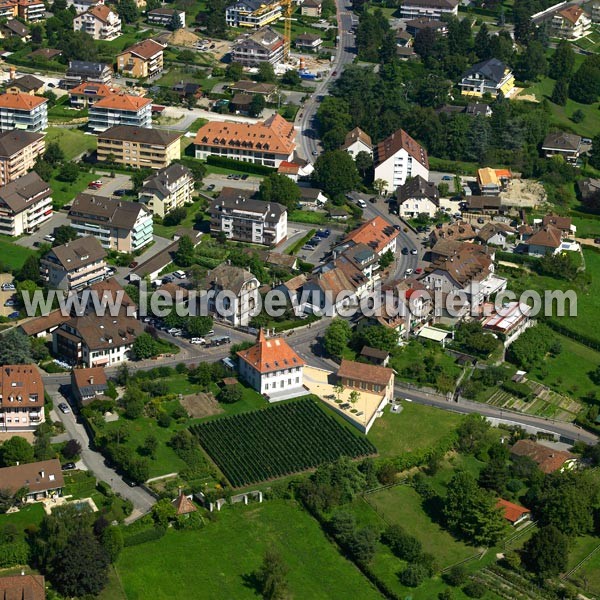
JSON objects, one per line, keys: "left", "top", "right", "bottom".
{"left": 5, "top": 74, "right": 44, "bottom": 95}
{"left": 0, "top": 459, "right": 64, "bottom": 502}
{"left": 237, "top": 329, "right": 305, "bottom": 400}
{"left": 229, "top": 80, "right": 277, "bottom": 100}
{"left": 396, "top": 175, "right": 439, "bottom": 218}
{"left": 429, "top": 221, "right": 478, "bottom": 245}
{"left": 209, "top": 187, "right": 287, "bottom": 245}
{"left": 337, "top": 359, "right": 395, "bottom": 404}
{"left": 298, "top": 186, "right": 327, "bottom": 208}
{"left": 395, "top": 29, "right": 413, "bottom": 47}
{"left": 0, "top": 364, "right": 44, "bottom": 433}
{"left": 460, "top": 58, "right": 515, "bottom": 98}
{"left": 229, "top": 92, "right": 254, "bottom": 115}
{"left": 0, "top": 574, "right": 45, "bottom": 600}
{"left": 496, "top": 499, "right": 531, "bottom": 527}
{"left": 373, "top": 128, "right": 429, "bottom": 189}
{"left": 477, "top": 167, "right": 511, "bottom": 195}
{"left": 510, "top": 439, "right": 577, "bottom": 474}
{"left": 541, "top": 213, "right": 575, "bottom": 236}
{"left": 405, "top": 17, "right": 448, "bottom": 37}
{"left": 202, "top": 263, "right": 260, "bottom": 327}
{"left": 0, "top": 171, "right": 51, "bottom": 236}
{"left": 482, "top": 301, "right": 533, "bottom": 345}
{"left": 17, "top": 0, "right": 45, "bottom": 21}
{"left": 0, "top": 18, "right": 30, "bottom": 41}
{"left": 552, "top": 5, "right": 590, "bottom": 39}
{"left": 88, "top": 93, "right": 152, "bottom": 132}
{"left": 138, "top": 163, "right": 194, "bottom": 218}
{"left": 301, "top": 0, "right": 322, "bottom": 17}
{"left": 399, "top": 0, "right": 458, "bottom": 19}
{"left": 277, "top": 160, "right": 305, "bottom": 182}
{"left": 334, "top": 242, "right": 381, "bottom": 286}
{"left": 68, "top": 193, "right": 153, "bottom": 252}
{"left": 341, "top": 215, "right": 399, "bottom": 257}
{"left": 64, "top": 60, "right": 112, "bottom": 88}
{"left": 465, "top": 195, "right": 503, "bottom": 215}
{"left": 29, "top": 48, "right": 63, "bottom": 61}
{"left": 85, "top": 278, "right": 138, "bottom": 317}
{"left": 466, "top": 102, "right": 492, "bottom": 117}
{"left": 40, "top": 236, "right": 107, "bottom": 291}
{"left": 96, "top": 125, "right": 181, "bottom": 169}
{"left": 526, "top": 225, "right": 563, "bottom": 256}
{"left": 0, "top": 93, "right": 47, "bottom": 132}
{"left": 147, "top": 7, "right": 185, "bottom": 28}
{"left": 295, "top": 32, "right": 323, "bottom": 52}
{"left": 476, "top": 222, "right": 517, "bottom": 248}
{"left": 578, "top": 177, "right": 600, "bottom": 201}
{"left": 117, "top": 39, "right": 166, "bottom": 79}
{"left": 542, "top": 131, "right": 582, "bottom": 164}
{"left": 53, "top": 312, "right": 144, "bottom": 367}
{"left": 300, "top": 264, "right": 364, "bottom": 313}
{"left": 0, "top": 129, "right": 44, "bottom": 186}
{"left": 69, "top": 82, "right": 118, "bottom": 109}
{"left": 71, "top": 366, "right": 108, "bottom": 405}
{"left": 73, "top": 4, "right": 121, "bottom": 40}
{"left": 226, "top": 0, "right": 281, "bottom": 28}
{"left": 194, "top": 113, "right": 296, "bottom": 168}
{"left": 0, "top": 0, "right": 17, "bottom": 19}
{"left": 67, "top": 0, "right": 104, "bottom": 13}
{"left": 19, "top": 309, "right": 69, "bottom": 339}
{"left": 231, "top": 26, "right": 285, "bottom": 66}
{"left": 171, "top": 81, "right": 201, "bottom": 101}
{"left": 360, "top": 346, "right": 390, "bottom": 366}
{"left": 340, "top": 126, "right": 373, "bottom": 158}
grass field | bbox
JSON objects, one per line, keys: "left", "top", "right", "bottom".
{"left": 50, "top": 170, "right": 98, "bottom": 208}
{"left": 111, "top": 500, "right": 382, "bottom": 600}
{"left": 569, "top": 536, "right": 600, "bottom": 595}
{"left": 45, "top": 127, "right": 96, "bottom": 161}
{"left": 0, "top": 237, "right": 36, "bottom": 271}
{"left": 368, "top": 402, "right": 462, "bottom": 459}
{"left": 0, "top": 502, "right": 45, "bottom": 537}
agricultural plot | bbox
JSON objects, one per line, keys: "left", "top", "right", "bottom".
{"left": 191, "top": 398, "right": 376, "bottom": 487}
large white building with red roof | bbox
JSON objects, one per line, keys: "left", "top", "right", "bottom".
{"left": 88, "top": 93, "right": 152, "bottom": 132}
{"left": 373, "top": 128, "right": 429, "bottom": 190}
{"left": 237, "top": 330, "right": 306, "bottom": 401}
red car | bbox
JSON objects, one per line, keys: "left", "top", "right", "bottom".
{"left": 415, "top": 268, "right": 423, "bottom": 275}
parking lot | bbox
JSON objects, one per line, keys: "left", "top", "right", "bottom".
{"left": 0, "top": 273, "right": 17, "bottom": 318}
{"left": 297, "top": 229, "right": 343, "bottom": 265}
{"left": 88, "top": 173, "right": 133, "bottom": 198}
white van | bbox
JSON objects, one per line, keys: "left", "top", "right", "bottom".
{"left": 357, "top": 199, "right": 367, "bottom": 208}
{"left": 221, "top": 357, "right": 235, "bottom": 369}
{"left": 173, "top": 270, "right": 187, "bottom": 279}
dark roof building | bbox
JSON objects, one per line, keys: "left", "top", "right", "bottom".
{"left": 0, "top": 574, "right": 46, "bottom": 600}
{"left": 0, "top": 459, "right": 64, "bottom": 500}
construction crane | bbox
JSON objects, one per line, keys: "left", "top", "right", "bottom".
{"left": 282, "top": 0, "right": 293, "bottom": 61}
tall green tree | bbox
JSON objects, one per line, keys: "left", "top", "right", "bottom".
{"left": 0, "top": 330, "right": 32, "bottom": 365}
{"left": 175, "top": 235, "right": 195, "bottom": 267}
{"left": 258, "top": 173, "right": 300, "bottom": 209}
{"left": 323, "top": 319, "right": 352, "bottom": 359}
{"left": 551, "top": 79, "right": 568, "bottom": 106}
{"left": 116, "top": 0, "right": 138, "bottom": 23}
{"left": 549, "top": 40, "right": 575, "bottom": 81}
{"left": 312, "top": 150, "right": 360, "bottom": 200}
{"left": 255, "top": 547, "right": 289, "bottom": 600}
{"left": 256, "top": 62, "right": 276, "bottom": 83}
{"left": 522, "top": 525, "right": 568, "bottom": 579}
{"left": 0, "top": 436, "right": 35, "bottom": 467}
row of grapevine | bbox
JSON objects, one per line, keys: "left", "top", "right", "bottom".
{"left": 190, "top": 399, "right": 377, "bottom": 487}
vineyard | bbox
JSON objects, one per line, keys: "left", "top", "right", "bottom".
{"left": 190, "top": 399, "right": 377, "bottom": 487}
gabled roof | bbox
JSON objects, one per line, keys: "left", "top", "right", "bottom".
{"left": 0, "top": 130, "right": 43, "bottom": 158}
{"left": 496, "top": 498, "right": 530, "bottom": 523}
{"left": 476, "top": 222, "right": 516, "bottom": 242}
{"left": 20, "top": 308, "right": 68, "bottom": 336}
{"left": 0, "top": 171, "right": 49, "bottom": 214}
{"left": 510, "top": 439, "right": 576, "bottom": 474}
{"left": 237, "top": 329, "right": 304, "bottom": 374}
{"left": 403, "top": 0, "right": 458, "bottom": 7}
{"left": 0, "top": 574, "right": 45, "bottom": 600}
{"left": 373, "top": 128, "right": 428, "bottom": 169}
{"left": 98, "top": 125, "right": 181, "bottom": 146}
{"left": 72, "top": 366, "right": 108, "bottom": 396}
{"left": 0, "top": 364, "right": 44, "bottom": 409}
{"left": 430, "top": 221, "right": 478, "bottom": 243}
{"left": 69, "top": 194, "right": 150, "bottom": 230}
{"left": 340, "top": 126, "right": 372, "bottom": 151}
{"left": 172, "top": 492, "right": 197, "bottom": 515}
{"left": 119, "top": 38, "right": 165, "bottom": 60}
{"left": 230, "top": 80, "right": 277, "bottom": 95}
{"left": 344, "top": 216, "right": 400, "bottom": 254}
{"left": 234, "top": 26, "right": 284, "bottom": 52}
{"left": 0, "top": 92, "right": 46, "bottom": 110}
{"left": 69, "top": 82, "right": 116, "bottom": 97}
{"left": 93, "top": 93, "right": 151, "bottom": 111}
{"left": 59, "top": 312, "right": 143, "bottom": 351}
{"left": 426, "top": 247, "right": 493, "bottom": 287}
{"left": 463, "top": 58, "right": 510, "bottom": 84}
{"left": 0, "top": 459, "right": 64, "bottom": 495}
{"left": 527, "top": 224, "right": 562, "bottom": 249}
{"left": 141, "top": 163, "right": 192, "bottom": 199}
{"left": 557, "top": 5, "right": 584, "bottom": 24}
{"left": 2, "top": 19, "right": 30, "bottom": 37}
{"left": 396, "top": 175, "right": 439, "bottom": 205}
{"left": 542, "top": 214, "right": 572, "bottom": 232}
{"left": 206, "top": 263, "right": 258, "bottom": 295}
{"left": 360, "top": 345, "right": 389, "bottom": 360}
{"left": 295, "top": 32, "right": 322, "bottom": 43}
{"left": 86, "top": 3, "right": 116, "bottom": 21}
{"left": 542, "top": 131, "right": 581, "bottom": 152}
{"left": 337, "top": 359, "right": 394, "bottom": 387}
{"left": 46, "top": 236, "right": 106, "bottom": 270}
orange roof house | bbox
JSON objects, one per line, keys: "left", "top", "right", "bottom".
{"left": 343, "top": 216, "right": 400, "bottom": 256}
{"left": 496, "top": 499, "right": 531, "bottom": 526}
{"left": 194, "top": 114, "right": 296, "bottom": 168}
{"left": 237, "top": 329, "right": 304, "bottom": 374}
{"left": 172, "top": 491, "right": 197, "bottom": 515}
{"left": 510, "top": 439, "right": 577, "bottom": 474}
{"left": 0, "top": 92, "right": 46, "bottom": 110}
{"left": 117, "top": 39, "right": 165, "bottom": 78}
{"left": 92, "top": 94, "right": 151, "bottom": 111}
{"left": 0, "top": 574, "right": 46, "bottom": 600}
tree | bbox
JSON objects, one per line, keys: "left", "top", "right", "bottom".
{"left": 0, "top": 330, "right": 32, "bottom": 365}
{"left": 590, "top": 133, "right": 600, "bottom": 169}
{"left": 142, "top": 434, "right": 158, "bottom": 457}
{"left": 445, "top": 564, "right": 467, "bottom": 587}
{"left": 551, "top": 79, "right": 568, "bottom": 106}
{"left": 281, "top": 69, "right": 301, "bottom": 86}
{"left": 33, "top": 159, "right": 53, "bottom": 181}
{"left": 31, "top": 23, "right": 43, "bottom": 44}
{"left": 175, "top": 235, "right": 195, "bottom": 268}
{"left": 226, "top": 62, "right": 244, "bottom": 81}
{"left": 44, "top": 141, "right": 64, "bottom": 166}
{"left": 355, "top": 151, "right": 373, "bottom": 179}
{"left": 257, "top": 62, "right": 276, "bottom": 83}
{"left": 62, "top": 439, "right": 82, "bottom": 460}
{"left": 170, "top": 10, "right": 183, "bottom": 30}
{"left": 456, "top": 413, "right": 492, "bottom": 455}
{"left": 474, "top": 23, "right": 491, "bottom": 60}
{"left": 517, "top": 42, "right": 547, "bottom": 81}
{"left": 353, "top": 324, "right": 397, "bottom": 354}
{"left": 550, "top": 40, "right": 575, "bottom": 81}
{"left": 571, "top": 108, "right": 585, "bottom": 123}
{"left": 522, "top": 525, "right": 568, "bottom": 578}
{"left": 382, "top": 524, "right": 422, "bottom": 561}
{"left": 323, "top": 319, "right": 352, "bottom": 358}
{"left": 348, "top": 526, "right": 378, "bottom": 562}
{"left": 0, "top": 436, "right": 35, "bottom": 467}
{"left": 57, "top": 162, "right": 79, "bottom": 183}
{"left": 116, "top": 0, "right": 138, "bottom": 23}
{"left": 185, "top": 316, "right": 213, "bottom": 336}
{"left": 399, "top": 563, "right": 429, "bottom": 587}
{"left": 349, "top": 390, "right": 361, "bottom": 406}
{"left": 218, "top": 385, "right": 242, "bottom": 404}
{"left": 131, "top": 167, "right": 153, "bottom": 192}
{"left": 130, "top": 333, "right": 160, "bottom": 360}
{"left": 373, "top": 178, "right": 388, "bottom": 196}
{"left": 51, "top": 530, "right": 110, "bottom": 596}
{"left": 569, "top": 56, "right": 600, "bottom": 104}
{"left": 249, "top": 94, "right": 266, "bottom": 118}
{"left": 312, "top": 150, "right": 360, "bottom": 199}
{"left": 163, "top": 206, "right": 187, "bottom": 227}
{"left": 100, "top": 526, "right": 123, "bottom": 563}
{"left": 255, "top": 547, "right": 288, "bottom": 600}
{"left": 17, "top": 254, "right": 41, "bottom": 284}
{"left": 258, "top": 173, "right": 300, "bottom": 209}
{"left": 52, "top": 225, "right": 78, "bottom": 246}
{"left": 379, "top": 249, "right": 394, "bottom": 269}
{"left": 151, "top": 498, "right": 177, "bottom": 527}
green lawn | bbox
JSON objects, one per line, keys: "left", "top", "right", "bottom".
{"left": 368, "top": 402, "right": 462, "bottom": 459}
{"left": 151, "top": 201, "right": 205, "bottom": 239}
{"left": 50, "top": 170, "right": 98, "bottom": 208}
{"left": 0, "top": 502, "right": 45, "bottom": 537}
{"left": 45, "top": 127, "right": 96, "bottom": 161}
{"left": 568, "top": 536, "right": 600, "bottom": 595}
{"left": 0, "top": 237, "right": 36, "bottom": 271}
{"left": 113, "top": 500, "right": 382, "bottom": 600}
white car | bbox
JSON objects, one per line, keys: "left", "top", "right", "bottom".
{"left": 43, "top": 234, "right": 55, "bottom": 242}
{"left": 167, "top": 327, "right": 181, "bottom": 335}
{"left": 357, "top": 199, "right": 367, "bottom": 208}
{"left": 190, "top": 337, "right": 205, "bottom": 345}
{"left": 405, "top": 268, "right": 414, "bottom": 276}
{"left": 410, "top": 249, "right": 418, "bottom": 255}
{"left": 173, "top": 271, "right": 186, "bottom": 279}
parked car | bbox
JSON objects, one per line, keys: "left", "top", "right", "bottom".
{"left": 43, "top": 234, "right": 55, "bottom": 242}
{"left": 369, "top": 196, "right": 377, "bottom": 203}
{"left": 357, "top": 199, "right": 367, "bottom": 208}
{"left": 415, "top": 267, "right": 423, "bottom": 275}
{"left": 401, "top": 247, "right": 409, "bottom": 255}
{"left": 173, "top": 270, "right": 186, "bottom": 279}
{"left": 227, "top": 174, "right": 234, "bottom": 179}
{"left": 167, "top": 327, "right": 181, "bottom": 335}
{"left": 1, "top": 283, "right": 15, "bottom": 291}
{"left": 162, "top": 275, "right": 174, "bottom": 283}
{"left": 4, "top": 299, "right": 17, "bottom": 307}
{"left": 113, "top": 189, "right": 128, "bottom": 196}
{"left": 58, "top": 402, "right": 71, "bottom": 414}
{"left": 190, "top": 337, "right": 205, "bottom": 345}
{"left": 477, "top": 217, "right": 485, "bottom": 224}
{"left": 241, "top": 174, "right": 249, "bottom": 180}
{"left": 129, "top": 262, "right": 138, "bottom": 269}
{"left": 8, "top": 311, "right": 19, "bottom": 319}
{"left": 410, "top": 249, "right": 418, "bottom": 255}
{"left": 405, "top": 268, "right": 414, "bottom": 276}
{"left": 442, "top": 175, "right": 453, "bottom": 180}
{"left": 61, "top": 462, "right": 76, "bottom": 471}
{"left": 207, "top": 184, "right": 215, "bottom": 191}
{"left": 595, "top": 238, "right": 600, "bottom": 244}
{"left": 221, "top": 357, "right": 235, "bottom": 369}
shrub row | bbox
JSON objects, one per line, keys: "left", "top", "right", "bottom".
{"left": 501, "top": 380, "right": 533, "bottom": 400}
{"left": 206, "top": 155, "right": 275, "bottom": 175}
{"left": 286, "top": 228, "right": 316, "bottom": 256}
{"left": 389, "top": 432, "right": 458, "bottom": 473}
{"left": 0, "top": 541, "right": 30, "bottom": 567}
{"left": 544, "top": 318, "right": 600, "bottom": 352}
{"left": 123, "top": 526, "right": 166, "bottom": 547}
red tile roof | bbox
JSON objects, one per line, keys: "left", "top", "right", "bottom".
{"left": 374, "top": 128, "right": 428, "bottom": 169}
{"left": 237, "top": 330, "right": 304, "bottom": 374}
{"left": 337, "top": 359, "right": 394, "bottom": 387}
{"left": 119, "top": 38, "right": 165, "bottom": 60}
{"left": 0, "top": 574, "right": 45, "bottom": 600}
{"left": 0, "top": 364, "right": 44, "bottom": 409}
{"left": 510, "top": 439, "right": 576, "bottom": 474}
{"left": 496, "top": 498, "right": 530, "bottom": 523}
{"left": 172, "top": 492, "right": 197, "bottom": 515}
{"left": 93, "top": 93, "right": 151, "bottom": 111}
{"left": 0, "top": 92, "right": 46, "bottom": 110}
{"left": 344, "top": 216, "right": 399, "bottom": 254}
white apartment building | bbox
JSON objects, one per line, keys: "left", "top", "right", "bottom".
{"left": 88, "top": 93, "right": 152, "bottom": 133}
{"left": 373, "top": 128, "right": 429, "bottom": 190}
{"left": 0, "top": 171, "right": 52, "bottom": 236}
{"left": 226, "top": 0, "right": 281, "bottom": 28}
{"left": 210, "top": 187, "right": 287, "bottom": 246}
{"left": 73, "top": 4, "right": 121, "bottom": 40}
{"left": 237, "top": 330, "right": 306, "bottom": 401}
{"left": 0, "top": 364, "right": 45, "bottom": 433}
{"left": 399, "top": 0, "right": 459, "bottom": 19}
{"left": 0, "top": 92, "right": 47, "bottom": 132}
{"left": 138, "top": 163, "right": 194, "bottom": 218}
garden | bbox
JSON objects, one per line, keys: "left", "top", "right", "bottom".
{"left": 191, "top": 398, "right": 377, "bottom": 487}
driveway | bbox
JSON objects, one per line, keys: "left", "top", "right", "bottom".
{"left": 157, "top": 106, "right": 277, "bottom": 131}
{"left": 202, "top": 173, "right": 261, "bottom": 192}
{"left": 14, "top": 212, "right": 71, "bottom": 249}
{"left": 87, "top": 173, "right": 133, "bottom": 198}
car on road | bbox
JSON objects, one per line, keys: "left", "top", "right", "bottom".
{"left": 442, "top": 175, "right": 453, "bottom": 180}
{"left": 167, "top": 327, "right": 182, "bottom": 335}
{"left": 357, "top": 199, "right": 367, "bottom": 208}
{"left": 190, "top": 337, "right": 205, "bottom": 345}
{"left": 8, "top": 312, "right": 19, "bottom": 319}
{"left": 415, "top": 267, "right": 423, "bottom": 275}
{"left": 123, "top": 478, "right": 137, "bottom": 487}
{"left": 113, "top": 189, "right": 128, "bottom": 196}
{"left": 43, "top": 234, "right": 55, "bottom": 242}
{"left": 410, "top": 249, "right": 418, "bottom": 255}
{"left": 394, "top": 224, "right": 402, "bottom": 231}
{"left": 332, "top": 71, "right": 337, "bottom": 76}
{"left": 401, "top": 247, "right": 409, "bottom": 255}
{"left": 207, "top": 184, "right": 215, "bottom": 191}
{"left": 129, "top": 261, "right": 138, "bottom": 269}
{"left": 58, "top": 402, "right": 71, "bottom": 414}
{"left": 405, "top": 268, "right": 414, "bottom": 276}
{"left": 241, "top": 174, "right": 249, "bottom": 180}
{"left": 312, "top": 150, "right": 318, "bottom": 156}
{"left": 61, "top": 462, "right": 76, "bottom": 471}
{"left": 206, "top": 329, "right": 215, "bottom": 336}
{"left": 227, "top": 174, "right": 234, "bottom": 179}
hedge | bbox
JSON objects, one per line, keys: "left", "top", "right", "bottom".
{"left": 501, "top": 380, "right": 532, "bottom": 400}
{"left": 495, "top": 251, "right": 538, "bottom": 266}
{"left": 0, "top": 541, "right": 30, "bottom": 567}
{"left": 123, "top": 526, "right": 166, "bottom": 547}
{"left": 286, "top": 228, "right": 316, "bottom": 255}
{"left": 206, "top": 155, "right": 275, "bottom": 175}
{"left": 389, "top": 432, "right": 458, "bottom": 472}
{"left": 544, "top": 318, "right": 600, "bottom": 352}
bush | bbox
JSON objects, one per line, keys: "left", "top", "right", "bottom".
{"left": 463, "top": 580, "right": 486, "bottom": 598}
{"left": 445, "top": 564, "right": 468, "bottom": 587}
{"left": 399, "top": 563, "right": 429, "bottom": 587}
{"left": 157, "top": 411, "right": 172, "bottom": 428}
{"left": 0, "top": 540, "right": 30, "bottom": 567}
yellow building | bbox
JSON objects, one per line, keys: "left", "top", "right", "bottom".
{"left": 96, "top": 125, "right": 182, "bottom": 169}
{"left": 117, "top": 38, "right": 165, "bottom": 79}
{"left": 225, "top": 0, "right": 282, "bottom": 28}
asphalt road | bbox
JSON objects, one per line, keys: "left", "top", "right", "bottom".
{"left": 295, "top": 0, "right": 356, "bottom": 162}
